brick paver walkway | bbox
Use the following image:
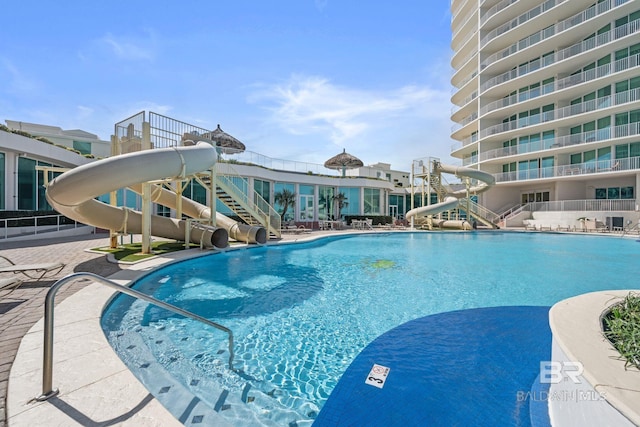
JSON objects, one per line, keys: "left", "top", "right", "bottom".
{"left": 0, "top": 233, "right": 128, "bottom": 427}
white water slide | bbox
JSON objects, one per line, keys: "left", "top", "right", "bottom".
{"left": 46, "top": 142, "right": 266, "bottom": 248}
{"left": 405, "top": 163, "right": 495, "bottom": 227}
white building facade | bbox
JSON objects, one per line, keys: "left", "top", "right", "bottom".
{"left": 450, "top": 0, "right": 640, "bottom": 223}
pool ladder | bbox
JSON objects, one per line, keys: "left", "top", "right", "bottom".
{"left": 35, "top": 272, "right": 235, "bottom": 402}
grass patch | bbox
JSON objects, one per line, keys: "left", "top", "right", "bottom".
{"left": 93, "top": 241, "right": 197, "bottom": 262}
{"left": 603, "top": 292, "right": 640, "bottom": 370}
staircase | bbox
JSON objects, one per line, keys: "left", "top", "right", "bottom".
{"left": 197, "top": 163, "right": 281, "bottom": 239}
{"left": 429, "top": 173, "right": 500, "bottom": 228}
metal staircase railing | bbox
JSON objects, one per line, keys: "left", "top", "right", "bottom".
{"left": 430, "top": 173, "right": 500, "bottom": 228}
{"left": 36, "top": 272, "right": 236, "bottom": 402}
{"left": 214, "top": 162, "right": 281, "bottom": 238}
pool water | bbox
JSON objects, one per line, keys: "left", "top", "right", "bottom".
{"left": 101, "top": 232, "right": 640, "bottom": 426}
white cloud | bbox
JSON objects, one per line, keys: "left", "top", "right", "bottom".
{"left": 245, "top": 74, "right": 455, "bottom": 169}
{"left": 248, "top": 74, "right": 449, "bottom": 146}
{"left": 99, "top": 30, "right": 157, "bottom": 61}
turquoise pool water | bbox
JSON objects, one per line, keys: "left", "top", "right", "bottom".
{"left": 101, "top": 232, "right": 640, "bottom": 426}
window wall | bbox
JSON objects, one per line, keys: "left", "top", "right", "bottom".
{"left": 299, "top": 184, "right": 314, "bottom": 221}
{"left": 254, "top": 179, "right": 270, "bottom": 204}
{"left": 0, "top": 153, "right": 4, "bottom": 210}
{"left": 273, "top": 182, "right": 295, "bottom": 221}
{"left": 363, "top": 188, "right": 380, "bottom": 214}
{"left": 17, "top": 157, "right": 60, "bottom": 211}
{"left": 337, "top": 187, "right": 359, "bottom": 217}
{"left": 318, "top": 186, "right": 335, "bottom": 220}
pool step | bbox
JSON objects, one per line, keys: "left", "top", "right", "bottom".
{"left": 109, "top": 326, "right": 313, "bottom": 426}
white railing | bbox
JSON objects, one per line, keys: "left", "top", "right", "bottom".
{"left": 480, "top": 86, "right": 640, "bottom": 139}
{"left": 481, "top": 0, "right": 626, "bottom": 69}
{"left": 1, "top": 214, "right": 88, "bottom": 240}
{"left": 480, "top": 0, "right": 564, "bottom": 47}
{"left": 520, "top": 199, "right": 637, "bottom": 213}
{"left": 480, "top": 53, "right": 640, "bottom": 115}
{"left": 478, "top": 122, "right": 640, "bottom": 161}
{"left": 480, "top": 18, "right": 640, "bottom": 93}
{"left": 480, "top": 0, "right": 519, "bottom": 25}
{"left": 494, "top": 156, "right": 640, "bottom": 183}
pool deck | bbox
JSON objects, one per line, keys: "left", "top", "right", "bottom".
{"left": 2, "top": 228, "right": 638, "bottom": 426}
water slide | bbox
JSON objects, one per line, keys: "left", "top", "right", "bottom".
{"left": 46, "top": 142, "right": 265, "bottom": 248}
{"left": 127, "top": 183, "right": 267, "bottom": 244}
{"left": 405, "top": 163, "right": 495, "bottom": 229}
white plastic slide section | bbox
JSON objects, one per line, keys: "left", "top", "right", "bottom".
{"left": 46, "top": 142, "right": 228, "bottom": 248}
{"left": 128, "top": 183, "right": 267, "bottom": 244}
{"left": 405, "top": 164, "right": 495, "bottom": 221}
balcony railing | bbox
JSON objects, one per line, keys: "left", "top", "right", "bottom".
{"left": 480, "top": 86, "right": 640, "bottom": 139}
{"left": 480, "top": 18, "right": 640, "bottom": 93}
{"left": 521, "top": 198, "right": 637, "bottom": 212}
{"left": 477, "top": 123, "right": 640, "bottom": 161}
{"left": 480, "top": 0, "right": 565, "bottom": 47}
{"left": 480, "top": 53, "right": 640, "bottom": 115}
{"left": 494, "top": 156, "right": 640, "bottom": 183}
{"left": 480, "top": 0, "right": 627, "bottom": 69}
{"left": 480, "top": 0, "right": 519, "bottom": 26}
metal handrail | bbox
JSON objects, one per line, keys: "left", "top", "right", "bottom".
{"left": 36, "top": 272, "right": 235, "bottom": 401}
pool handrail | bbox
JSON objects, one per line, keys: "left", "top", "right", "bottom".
{"left": 35, "top": 272, "right": 235, "bottom": 401}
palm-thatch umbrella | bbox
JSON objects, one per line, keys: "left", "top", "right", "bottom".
{"left": 208, "top": 124, "right": 246, "bottom": 154}
{"left": 324, "top": 149, "right": 363, "bottom": 177}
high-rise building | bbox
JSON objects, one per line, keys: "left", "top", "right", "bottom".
{"left": 450, "top": 0, "right": 640, "bottom": 220}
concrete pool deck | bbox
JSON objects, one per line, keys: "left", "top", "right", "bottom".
{"left": 2, "top": 229, "right": 639, "bottom": 426}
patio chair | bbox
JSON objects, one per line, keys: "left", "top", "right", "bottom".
{"left": 0, "top": 276, "right": 24, "bottom": 294}
{"left": 0, "top": 255, "right": 65, "bottom": 281}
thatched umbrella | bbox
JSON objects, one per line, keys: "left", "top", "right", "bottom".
{"left": 324, "top": 149, "right": 364, "bottom": 177}
{"left": 208, "top": 124, "right": 246, "bottom": 153}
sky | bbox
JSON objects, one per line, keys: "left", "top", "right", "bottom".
{"left": 1, "top": 1, "right": 454, "bottom": 171}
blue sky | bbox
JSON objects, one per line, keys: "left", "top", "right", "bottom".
{"left": 1, "top": 1, "right": 454, "bottom": 170}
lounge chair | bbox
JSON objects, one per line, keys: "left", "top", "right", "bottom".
{"left": 0, "top": 276, "right": 24, "bottom": 293}
{"left": 0, "top": 255, "right": 65, "bottom": 281}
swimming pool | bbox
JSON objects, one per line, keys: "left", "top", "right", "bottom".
{"left": 101, "top": 232, "right": 640, "bottom": 426}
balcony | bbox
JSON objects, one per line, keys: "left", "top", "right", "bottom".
{"left": 480, "top": 86, "right": 640, "bottom": 139}
{"left": 481, "top": 0, "right": 627, "bottom": 70}
{"left": 480, "top": 18, "right": 640, "bottom": 93}
{"left": 494, "top": 156, "right": 640, "bottom": 183}
{"left": 480, "top": 53, "right": 640, "bottom": 116}
{"left": 480, "top": 0, "right": 566, "bottom": 48}
{"left": 478, "top": 122, "right": 640, "bottom": 161}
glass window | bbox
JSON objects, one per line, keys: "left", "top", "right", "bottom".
{"left": 18, "top": 157, "right": 36, "bottom": 210}
{"left": 595, "top": 188, "right": 607, "bottom": 199}
{"left": 616, "top": 144, "right": 629, "bottom": 158}
{"left": 186, "top": 179, "right": 207, "bottom": 204}
{"left": 615, "top": 48, "right": 628, "bottom": 61}
{"left": 253, "top": 179, "right": 270, "bottom": 204}
{"left": 541, "top": 156, "right": 554, "bottom": 178}
{"left": 630, "top": 142, "right": 640, "bottom": 157}
{"left": 363, "top": 188, "right": 380, "bottom": 215}
{"left": 570, "top": 153, "right": 582, "bottom": 164}
{"left": 318, "top": 186, "right": 335, "bottom": 220}
{"left": 0, "top": 152, "right": 4, "bottom": 209}
{"left": 584, "top": 150, "right": 596, "bottom": 163}
{"left": 608, "top": 187, "right": 620, "bottom": 199}
{"left": 273, "top": 182, "right": 295, "bottom": 221}
{"left": 615, "top": 80, "right": 628, "bottom": 93}
{"left": 72, "top": 140, "right": 92, "bottom": 155}
{"left": 621, "top": 186, "right": 634, "bottom": 199}
{"left": 337, "top": 187, "right": 360, "bottom": 216}
{"left": 598, "top": 146, "right": 611, "bottom": 160}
